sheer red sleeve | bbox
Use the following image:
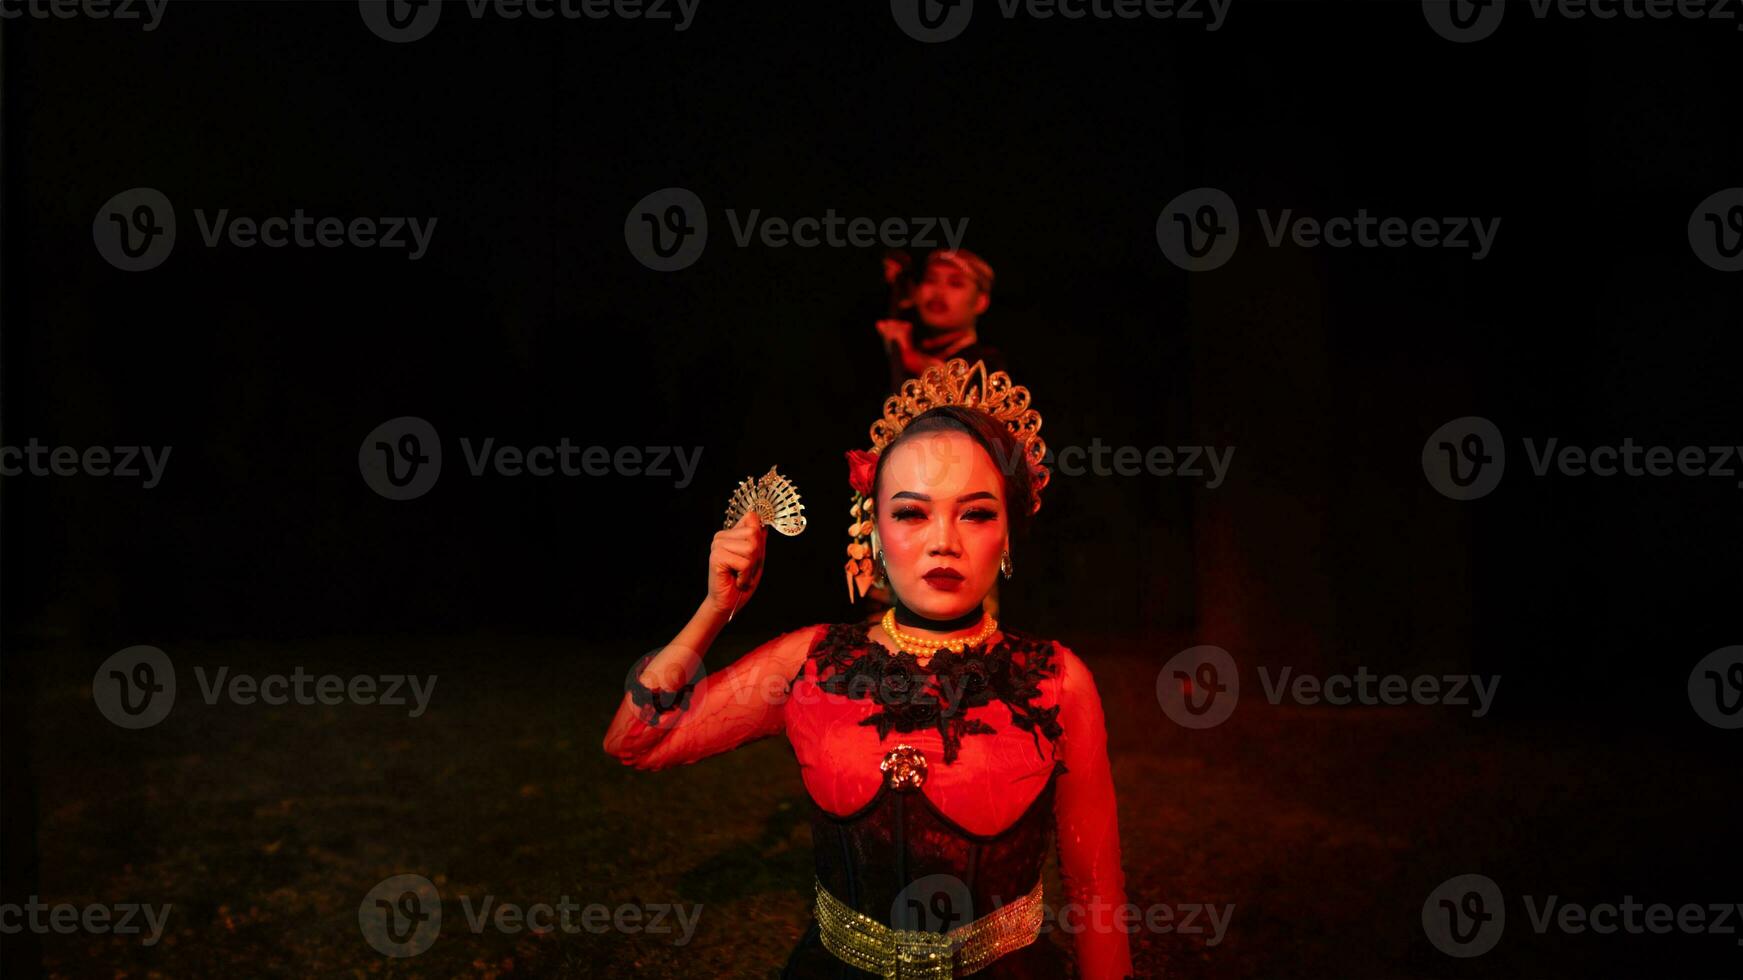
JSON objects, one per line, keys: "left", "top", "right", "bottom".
{"left": 601, "top": 624, "right": 823, "bottom": 770}
{"left": 1052, "top": 644, "right": 1136, "bottom": 979}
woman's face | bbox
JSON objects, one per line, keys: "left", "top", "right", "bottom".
{"left": 875, "top": 430, "right": 1007, "bottom": 622}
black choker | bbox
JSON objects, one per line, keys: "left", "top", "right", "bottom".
{"left": 891, "top": 598, "right": 985, "bottom": 632}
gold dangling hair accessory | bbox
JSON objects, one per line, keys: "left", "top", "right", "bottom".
{"left": 843, "top": 358, "right": 1049, "bottom": 603}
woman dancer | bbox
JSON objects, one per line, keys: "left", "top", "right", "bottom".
{"left": 604, "top": 359, "right": 1134, "bottom": 978}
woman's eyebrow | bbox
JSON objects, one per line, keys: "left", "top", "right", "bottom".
{"left": 889, "top": 490, "right": 998, "bottom": 502}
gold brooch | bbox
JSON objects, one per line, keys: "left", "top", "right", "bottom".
{"left": 879, "top": 743, "right": 928, "bottom": 791}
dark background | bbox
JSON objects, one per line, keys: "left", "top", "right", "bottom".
{"left": 3, "top": 1, "right": 1741, "bottom": 976}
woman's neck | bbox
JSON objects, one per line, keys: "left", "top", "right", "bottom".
{"left": 891, "top": 598, "right": 984, "bottom": 633}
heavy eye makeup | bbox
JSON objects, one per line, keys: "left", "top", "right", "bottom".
{"left": 889, "top": 505, "right": 1000, "bottom": 523}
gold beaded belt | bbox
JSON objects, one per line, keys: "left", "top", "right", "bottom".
{"left": 813, "top": 874, "right": 1044, "bottom": 978}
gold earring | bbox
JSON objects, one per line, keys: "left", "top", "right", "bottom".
{"left": 1000, "top": 549, "right": 1014, "bottom": 580}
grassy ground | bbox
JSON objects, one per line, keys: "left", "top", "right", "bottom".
{"left": 20, "top": 632, "right": 1742, "bottom": 977}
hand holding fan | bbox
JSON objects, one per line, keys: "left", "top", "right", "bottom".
{"left": 719, "top": 467, "right": 806, "bottom": 621}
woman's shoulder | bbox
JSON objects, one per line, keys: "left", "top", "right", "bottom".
{"left": 770, "top": 622, "right": 870, "bottom": 686}
{"left": 989, "top": 624, "right": 1070, "bottom": 655}
{"left": 776, "top": 621, "right": 870, "bottom": 659}
{"left": 998, "top": 629, "right": 1098, "bottom": 689}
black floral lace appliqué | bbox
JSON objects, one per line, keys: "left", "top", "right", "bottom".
{"left": 626, "top": 650, "right": 696, "bottom": 725}
{"left": 810, "top": 622, "right": 1067, "bottom": 769}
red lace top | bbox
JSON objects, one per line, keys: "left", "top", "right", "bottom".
{"left": 603, "top": 622, "right": 1135, "bottom": 979}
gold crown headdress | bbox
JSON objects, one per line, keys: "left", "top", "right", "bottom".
{"left": 844, "top": 358, "right": 1049, "bottom": 602}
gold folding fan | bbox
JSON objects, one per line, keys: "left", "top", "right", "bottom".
{"left": 722, "top": 466, "right": 807, "bottom": 536}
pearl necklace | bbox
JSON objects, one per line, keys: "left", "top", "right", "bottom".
{"left": 880, "top": 607, "right": 999, "bottom": 662}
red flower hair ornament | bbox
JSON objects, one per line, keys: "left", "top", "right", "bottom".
{"left": 845, "top": 449, "right": 879, "bottom": 497}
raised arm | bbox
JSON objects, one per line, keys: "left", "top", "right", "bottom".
{"left": 1052, "top": 644, "right": 1136, "bottom": 979}
{"left": 602, "top": 506, "right": 816, "bottom": 768}
{"left": 602, "top": 617, "right": 821, "bottom": 770}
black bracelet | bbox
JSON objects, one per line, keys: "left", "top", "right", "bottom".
{"left": 627, "top": 651, "right": 697, "bottom": 724}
